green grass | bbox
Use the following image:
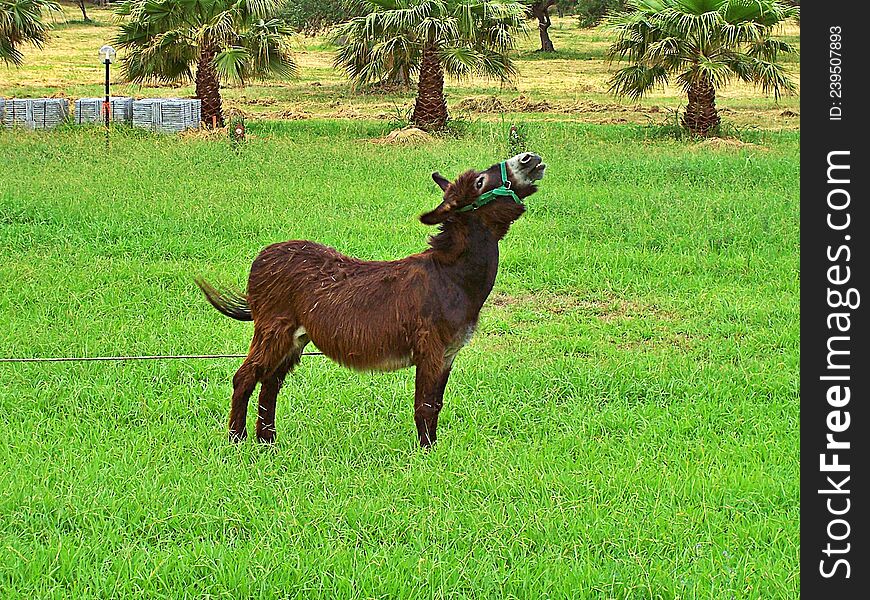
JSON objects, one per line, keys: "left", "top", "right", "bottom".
{"left": 0, "top": 120, "right": 799, "bottom": 598}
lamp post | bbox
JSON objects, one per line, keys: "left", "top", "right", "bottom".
{"left": 99, "top": 45, "right": 116, "bottom": 143}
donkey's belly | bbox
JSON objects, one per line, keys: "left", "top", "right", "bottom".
{"left": 363, "top": 354, "right": 415, "bottom": 372}
{"left": 330, "top": 351, "right": 415, "bottom": 373}
{"left": 300, "top": 325, "right": 415, "bottom": 373}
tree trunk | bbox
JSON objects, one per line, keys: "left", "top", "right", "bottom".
{"left": 384, "top": 69, "right": 411, "bottom": 90}
{"left": 533, "top": 1, "right": 556, "bottom": 52}
{"left": 77, "top": 0, "right": 91, "bottom": 22}
{"left": 196, "top": 46, "right": 224, "bottom": 128}
{"left": 411, "top": 42, "right": 447, "bottom": 131}
{"left": 381, "top": 54, "right": 412, "bottom": 91}
{"left": 682, "top": 75, "right": 720, "bottom": 136}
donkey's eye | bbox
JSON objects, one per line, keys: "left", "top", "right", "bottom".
{"left": 476, "top": 176, "right": 485, "bottom": 189}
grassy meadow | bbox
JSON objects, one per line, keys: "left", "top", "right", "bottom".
{"left": 1, "top": 3, "right": 799, "bottom": 599}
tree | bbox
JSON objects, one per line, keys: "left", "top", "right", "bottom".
{"left": 114, "top": 0, "right": 297, "bottom": 128}
{"left": 0, "top": 0, "right": 60, "bottom": 66}
{"left": 332, "top": 0, "right": 528, "bottom": 131}
{"left": 574, "top": 0, "right": 623, "bottom": 27}
{"left": 605, "top": 0, "right": 798, "bottom": 136}
{"left": 553, "top": 0, "right": 575, "bottom": 17}
{"left": 281, "top": 0, "right": 366, "bottom": 34}
{"left": 527, "top": 1, "right": 556, "bottom": 52}
{"left": 76, "top": 0, "right": 91, "bottom": 22}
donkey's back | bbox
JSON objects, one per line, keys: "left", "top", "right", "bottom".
{"left": 246, "top": 240, "right": 433, "bottom": 371}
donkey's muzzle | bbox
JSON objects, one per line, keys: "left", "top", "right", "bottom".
{"left": 523, "top": 153, "right": 546, "bottom": 181}
{"left": 513, "top": 152, "right": 545, "bottom": 175}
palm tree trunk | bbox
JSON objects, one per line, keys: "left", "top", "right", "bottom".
{"left": 682, "top": 75, "right": 720, "bottom": 136}
{"left": 196, "top": 46, "right": 224, "bottom": 128}
{"left": 411, "top": 42, "right": 447, "bottom": 131}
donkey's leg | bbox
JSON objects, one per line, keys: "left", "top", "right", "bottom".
{"left": 229, "top": 321, "right": 295, "bottom": 443}
{"left": 430, "top": 366, "right": 453, "bottom": 436}
{"left": 414, "top": 354, "right": 445, "bottom": 448}
{"left": 229, "top": 359, "right": 259, "bottom": 443}
{"left": 255, "top": 340, "right": 307, "bottom": 444}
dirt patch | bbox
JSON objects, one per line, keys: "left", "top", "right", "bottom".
{"left": 369, "top": 126, "right": 436, "bottom": 145}
{"left": 490, "top": 291, "right": 580, "bottom": 314}
{"left": 587, "top": 298, "right": 668, "bottom": 322}
{"left": 780, "top": 109, "right": 799, "bottom": 117}
{"left": 489, "top": 291, "right": 675, "bottom": 321}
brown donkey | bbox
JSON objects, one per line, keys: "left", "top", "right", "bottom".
{"left": 196, "top": 153, "right": 546, "bottom": 447}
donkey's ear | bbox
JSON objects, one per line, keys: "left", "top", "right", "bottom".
{"left": 432, "top": 172, "right": 451, "bottom": 192}
{"left": 420, "top": 204, "right": 449, "bottom": 225}
{"left": 420, "top": 196, "right": 452, "bottom": 225}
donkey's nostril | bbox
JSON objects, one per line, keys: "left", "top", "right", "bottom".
{"left": 520, "top": 153, "right": 532, "bottom": 164}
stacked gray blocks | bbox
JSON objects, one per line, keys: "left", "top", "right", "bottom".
{"left": 74, "top": 97, "right": 134, "bottom": 124}
{"left": 2, "top": 97, "right": 201, "bottom": 133}
{"left": 132, "top": 98, "right": 201, "bottom": 133}
{"left": 2, "top": 98, "right": 70, "bottom": 129}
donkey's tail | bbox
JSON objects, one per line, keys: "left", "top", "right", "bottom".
{"left": 195, "top": 278, "right": 253, "bottom": 322}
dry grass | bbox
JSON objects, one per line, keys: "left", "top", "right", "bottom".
{"left": 1, "top": 3, "right": 801, "bottom": 130}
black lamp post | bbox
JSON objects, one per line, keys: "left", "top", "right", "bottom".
{"left": 99, "top": 45, "right": 116, "bottom": 140}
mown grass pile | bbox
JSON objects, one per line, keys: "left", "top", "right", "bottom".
{"left": 0, "top": 120, "right": 798, "bottom": 598}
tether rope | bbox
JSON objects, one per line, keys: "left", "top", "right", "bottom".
{"left": 0, "top": 352, "right": 323, "bottom": 364}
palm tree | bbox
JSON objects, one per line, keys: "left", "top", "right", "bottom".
{"left": 114, "top": 0, "right": 297, "bottom": 128}
{"left": 0, "top": 0, "right": 60, "bottom": 66}
{"left": 605, "top": 0, "right": 798, "bottom": 136}
{"left": 332, "top": 0, "right": 528, "bottom": 131}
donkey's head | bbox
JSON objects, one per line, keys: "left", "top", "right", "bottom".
{"left": 420, "top": 153, "right": 546, "bottom": 225}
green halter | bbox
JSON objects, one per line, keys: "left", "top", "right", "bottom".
{"left": 456, "top": 161, "right": 522, "bottom": 213}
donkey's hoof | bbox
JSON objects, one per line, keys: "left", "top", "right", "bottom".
{"left": 418, "top": 437, "right": 436, "bottom": 450}
{"left": 256, "top": 431, "right": 276, "bottom": 444}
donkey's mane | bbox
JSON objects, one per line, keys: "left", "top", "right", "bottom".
{"left": 425, "top": 170, "right": 526, "bottom": 262}
{"left": 424, "top": 170, "right": 477, "bottom": 262}
{"left": 426, "top": 218, "right": 469, "bottom": 262}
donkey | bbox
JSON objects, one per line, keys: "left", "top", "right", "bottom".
{"left": 196, "top": 152, "right": 546, "bottom": 448}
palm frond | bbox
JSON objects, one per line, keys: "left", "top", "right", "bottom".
{"left": 332, "top": 0, "right": 526, "bottom": 87}
{"left": 0, "top": 0, "right": 60, "bottom": 66}
{"left": 111, "top": 0, "right": 296, "bottom": 85}
{"left": 213, "top": 45, "right": 251, "bottom": 82}
{"left": 609, "top": 64, "right": 669, "bottom": 99}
